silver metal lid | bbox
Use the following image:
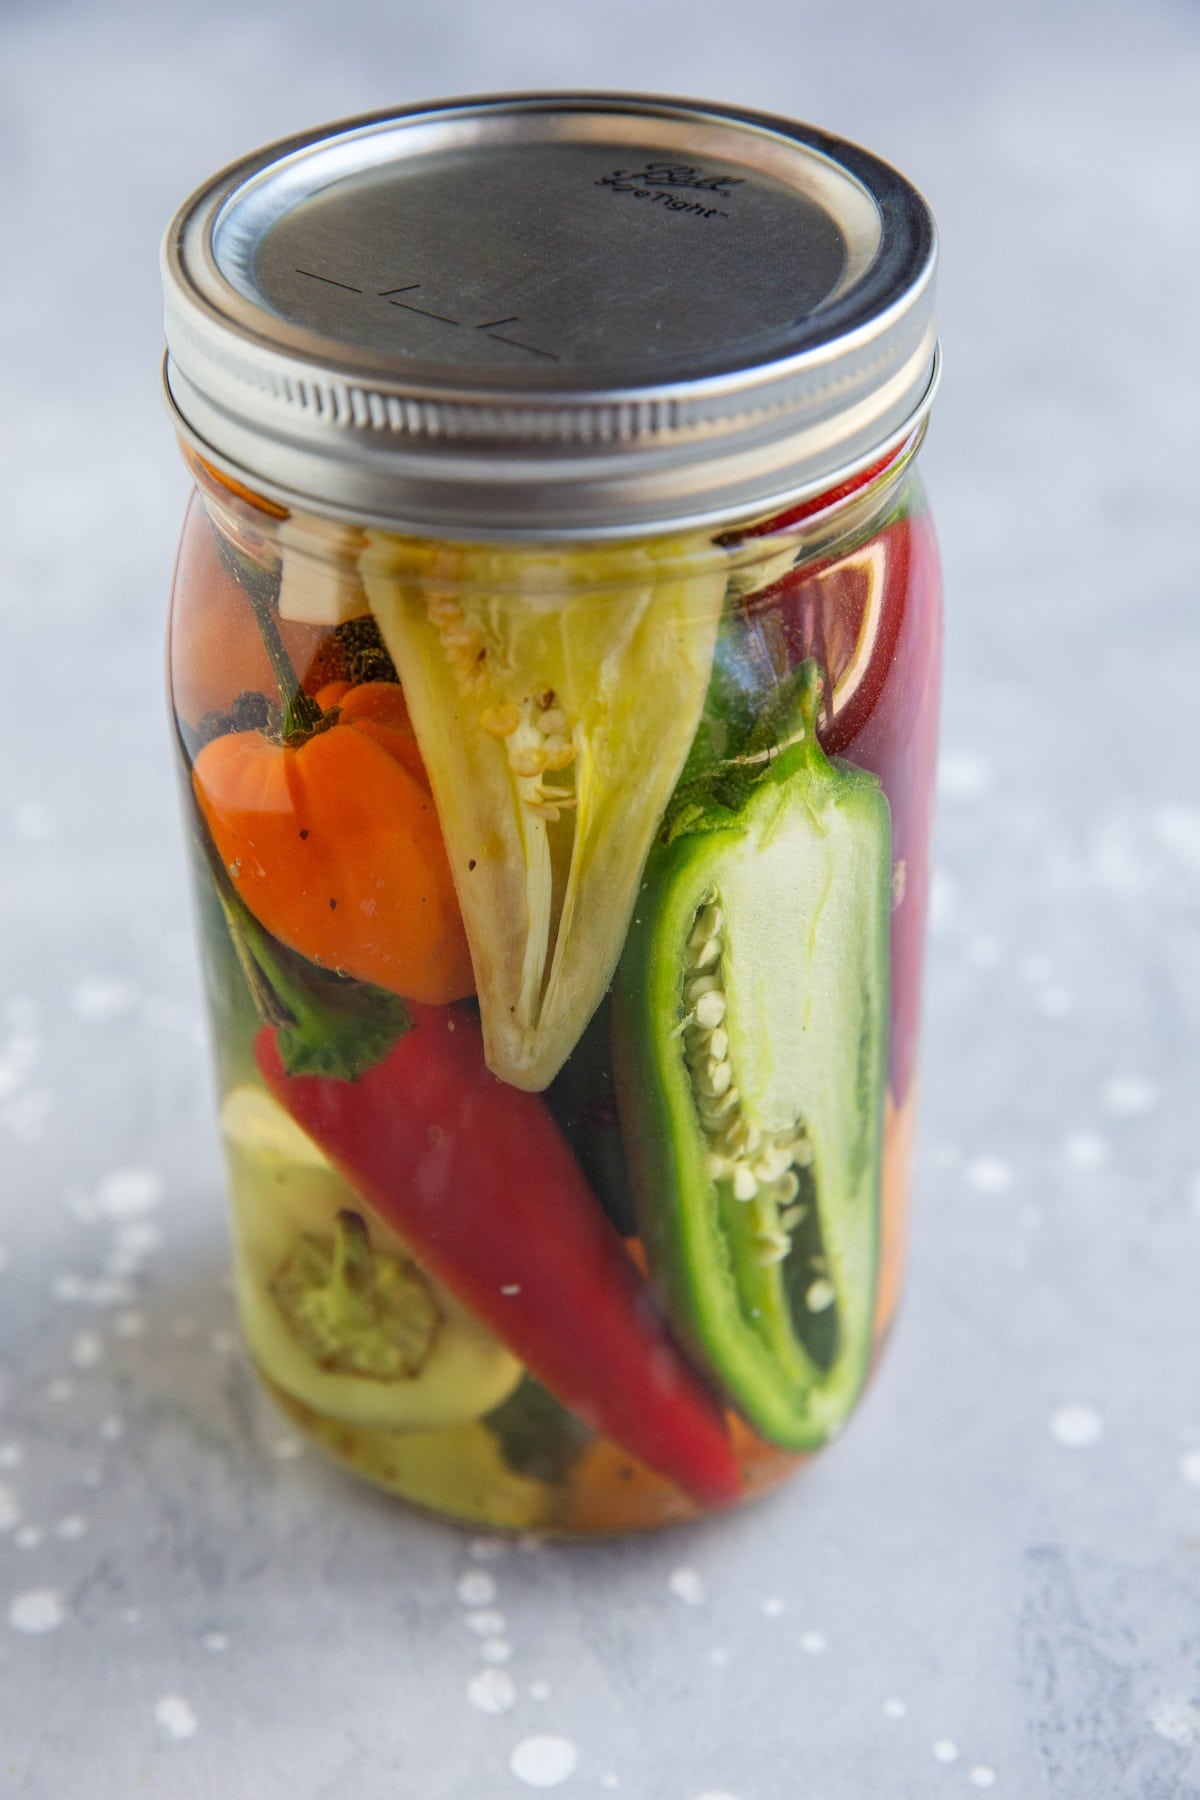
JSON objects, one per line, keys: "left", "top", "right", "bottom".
{"left": 162, "top": 93, "right": 938, "bottom": 537}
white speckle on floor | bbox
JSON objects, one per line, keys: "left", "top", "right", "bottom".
{"left": 480, "top": 1638, "right": 513, "bottom": 1665}
{"left": 9, "top": 1588, "right": 67, "bottom": 1633}
{"left": 469, "top": 1536, "right": 506, "bottom": 1561}
{"left": 1049, "top": 1404, "right": 1104, "bottom": 1449}
{"left": 883, "top": 1697, "right": 907, "bottom": 1719}
{"left": 80, "top": 1468, "right": 102, "bottom": 1490}
{"left": 47, "top": 1380, "right": 74, "bottom": 1403}
{"left": 932, "top": 1740, "right": 959, "bottom": 1763}
{"left": 694, "top": 1792, "right": 741, "bottom": 1800}
{"left": 1061, "top": 1131, "right": 1108, "bottom": 1170}
{"left": 0, "top": 1442, "right": 24, "bottom": 1470}
{"left": 99, "top": 1416, "right": 125, "bottom": 1441}
{"left": 71, "top": 1330, "right": 103, "bottom": 1369}
{"left": 202, "top": 1632, "right": 230, "bottom": 1652}
{"left": 54, "top": 1515, "right": 87, "bottom": 1540}
{"left": 1037, "top": 987, "right": 1073, "bottom": 1017}
{"left": 668, "top": 1566, "right": 705, "bottom": 1605}
{"left": 209, "top": 1329, "right": 238, "bottom": 1355}
{"left": 457, "top": 1570, "right": 498, "bottom": 1607}
{"left": 800, "top": 1631, "right": 827, "bottom": 1654}
{"left": 154, "top": 1695, "right": 198, "bottom": 1740}
{"left": 0, "top": 1481, "right": 21, "bottom": 1531}
{"left": 710, "top": 1647, "right": 729, "bottom": 1667}
{"left": 72, "top": 976, "right": 137, "bottom": 1022}
{"left": 968, "top": 1767, "right": 997, "bottom": 1788}
{"left": 1103, "top": 1076, "right": 1157, "bottom": 1117}
{"left": 938, "top": 751, "right": 991, "bottom": 799}
{"left": 114, "top": 1310, "right": 146, "bottom": 1339}
{"left": 464, "top": 1608, "right": 506, "bottom": 1636}
{"left": 509, "top": 1734, "right": 578, "bottom": 1787}
{"left": 12, "top": 801, "right": 57, "bottom": 841}
{"left": 964, "top": 1157, "right": 1013, "bottom": 1195}
{"left": 761, "top": 1596, "right": 785, "bottom": 1617}
{"left": 15, "top": 1526, "right": 43, "bottom": 1550}
{"left": 124, "top": 1608, "right": 142, "bottom": 1625}
{"left": 466, "top": 1667, "right": 516, "bottom": 1714}
{"left": 1179, "top": 1450, "right": 1200, "bottom": 1487}
{"left": 529, "top": 1681, "right": 551, "bottom": 1701}
{"left": 52, "top": 1274, "right": 85, "bottom": 1303}
{"left": 270, "top": 1436, "right": 302, "bottom": 1459}
{"left": 173, "top": 1316, "right": 197, "bottom": 1340}
{"left": 1146, "top": 1696, "right": 1200, "bottom": 1746}
{"left": 600, "top": 1777, "right": 619, "bottom": 1791}
{"left": 95, "top": 1168, "right": 163, "bottom": 1219}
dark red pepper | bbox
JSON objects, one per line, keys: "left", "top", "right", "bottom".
{"left": 820, "top": 509, "right": 942, "bottom": 1102}
{"left": 743, "top": 509, "right": 942, "bottom": 1100}
{"left": 255, "top": 1007, "right": 742, "bottom": 1507}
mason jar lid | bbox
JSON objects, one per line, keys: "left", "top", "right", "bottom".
{"left": 162, "top": 92, "right": 938, "bottom": 538}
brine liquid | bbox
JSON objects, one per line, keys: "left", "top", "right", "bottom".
{"left": 173, "top": 456, "right": 941, "bottom": 1533}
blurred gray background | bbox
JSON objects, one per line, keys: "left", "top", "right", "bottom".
{"left": 1, "top": 2, "right": 1199, "bottom": 1796}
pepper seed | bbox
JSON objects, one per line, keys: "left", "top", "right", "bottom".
{"left": 693, "top": 991, "right": 726, "bottom": 1028}
{"left": 732, "top": 1166, "right": 759, "bottom": 1203}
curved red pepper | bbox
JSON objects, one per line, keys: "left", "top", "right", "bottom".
{"left": 255, "top": 1008, "right": 742, "bottom": 1508}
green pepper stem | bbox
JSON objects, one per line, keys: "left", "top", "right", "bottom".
{"left": 210, "top": 521, "right": 322, "bottom": 739}
{"left": 331, "top": 1210, "right": 373, "bottom": 1304}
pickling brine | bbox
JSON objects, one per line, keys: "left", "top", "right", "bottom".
{"left": 162, "top": 94, "right": 941, "bottom": 1531}
{"left": 170, "top": 443, "right": 940, "bottom": 1529}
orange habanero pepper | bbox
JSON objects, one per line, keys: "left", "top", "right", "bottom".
{"left": 193, "top": 683, "right": 474, "bottom": 1005}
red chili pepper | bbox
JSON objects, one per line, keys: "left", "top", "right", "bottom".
{"left": 255, "top": 1008, "right": 742, "bottom": 1507}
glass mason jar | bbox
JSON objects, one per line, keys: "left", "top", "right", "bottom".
{"left": 162, "top": 95, "right": 941, "bottom": 1532}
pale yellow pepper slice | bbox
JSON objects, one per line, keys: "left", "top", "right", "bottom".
{"left": 220, "top": 1085, "right": 523, "bottom": 1429}
{"left": 361, "top": 534, "right": 726, "bottom": 1091}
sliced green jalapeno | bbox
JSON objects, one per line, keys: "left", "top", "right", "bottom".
{"left": 613, "top": 662, "right": 890, "bottom": 1449}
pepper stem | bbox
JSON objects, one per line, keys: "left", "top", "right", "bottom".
{"left": 211, "top": 522, "right": 322, "bottom": 739}
{"left": 331, "top": 1210, "right": 374, "bottom": 1309}
{"left": 795, "top": 659, "right": 823, "bottom": 741}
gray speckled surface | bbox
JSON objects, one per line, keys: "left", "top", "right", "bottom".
{"left": 2, "top": 3, "right": 1199, "bottom": 1795}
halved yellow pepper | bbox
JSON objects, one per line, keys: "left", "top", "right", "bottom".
{"left": 219, "top": 1085, "right": 523, "bottom": 1429}
{"left": 361, "top": 535, "right": 726, "bottom": 1090}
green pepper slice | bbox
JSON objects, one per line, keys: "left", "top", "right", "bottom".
{"left": 613, "top": 663, "right": 890, "bottom": 1449}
